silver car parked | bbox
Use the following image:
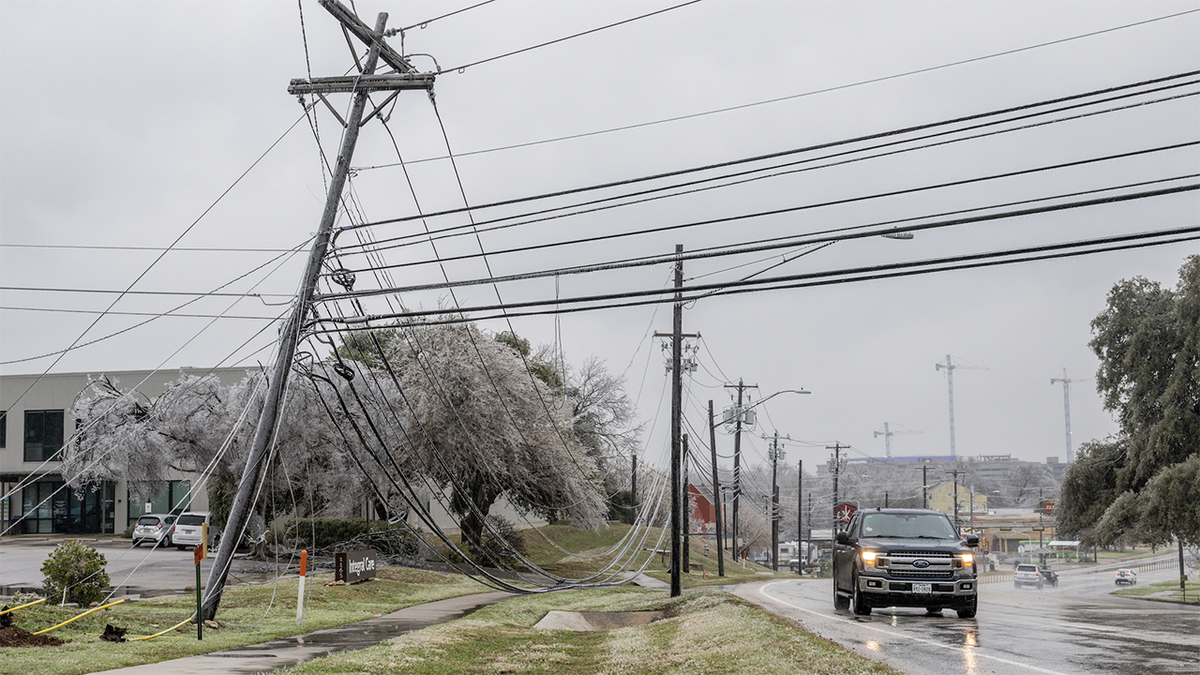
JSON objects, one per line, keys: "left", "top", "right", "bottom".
{"left": 132, "top": 513, "right": 177, "bottom": 548}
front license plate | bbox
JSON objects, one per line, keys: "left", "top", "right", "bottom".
{"left": 912, "top": 583, "right": 932, "bottom": 594}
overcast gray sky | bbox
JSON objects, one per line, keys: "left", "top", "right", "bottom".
{"left": 2, "top": 1, "right": 1197, "bottom": 476}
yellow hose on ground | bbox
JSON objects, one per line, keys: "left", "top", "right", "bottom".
{"left": 126, "top": 613, "right": 197, "bottom": 641}
{"left": 31, "top": 598, "right": 127, "bottom": 635}
{"left": 0, "top": 597, "right": 47, "bottom": 614}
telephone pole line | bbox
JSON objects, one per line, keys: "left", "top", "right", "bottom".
{"left": 708, "top": 400, "right": 724, "bottom": 577}
{"left": 765, "top": 430, "right": 790, "bottom": 570}
{"left": 828, "top": 442, "right": 849, "bottom": 530}
{"left": 724, "top": 380, "right": 758, "bottom": 560}
{"left": 945, "top": 468, "right": 966, "bottom": 531}
{"left": 669, "top": 245, "right": 683, "bottom": 597}
{"left": 202, "top": 2, "right": 432, "bottom": 621}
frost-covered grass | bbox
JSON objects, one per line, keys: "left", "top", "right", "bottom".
{"left": 0, "top": 566, "right": 482, "bottom": 675}
{"left": 279, "top": 587, "right": 902, "bottom": 675}
{"left": 521, "top": 523, "right": 782, "bottom": 586}
{"left": 1112, "top": 578, "right": 1200, "bottom": 604}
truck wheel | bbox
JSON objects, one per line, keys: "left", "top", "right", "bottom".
{"left": 956, "top": 595, "right": 978, "bottom": 619}
{"left": 851, "top": 576, "right": 872, "bottom": 616}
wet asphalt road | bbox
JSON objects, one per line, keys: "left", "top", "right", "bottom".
{"left": 739, "top": 557, "right": 1199, "bottom": 675}
{"left": 0, "top": 537, "right": 298, "bottom": 597}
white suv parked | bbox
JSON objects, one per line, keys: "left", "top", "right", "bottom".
{"left": 171, "top": 512, "right": 210, "bottom": 551}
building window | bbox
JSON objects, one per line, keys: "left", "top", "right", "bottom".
{"left": 24, "top": 410, "right": 65, "bottom": 462}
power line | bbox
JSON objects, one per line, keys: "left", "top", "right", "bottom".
{"left": 353, "top": 8, "right": 1200, "bottom": 170}
{"left": 307, "top": 225, "right": 1200, "bottom": 328}
{"left": 442, "top": 0, "right": 703, "bottom": 73}
{"left": 0, "top": 244, "right": 299, "bottom": 253}
{"left": 339, "top": 70, "right": 1199, "bottom": 237}
{"left": 318, "top": 179, "right": 1199, "bottom": 299}
{"left": 398, "top": 0, "right": 499, "bottom": 33}
{"left": 0, "top": 286, "right": 294, "bottom": 299}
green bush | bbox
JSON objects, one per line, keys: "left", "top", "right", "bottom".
{"left": 474, "top": 515, "right": 527, "bottom": 568}
{"left": 41, "top": 540, "right": 110, "bottom": 606}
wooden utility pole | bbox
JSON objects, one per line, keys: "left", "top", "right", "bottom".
{"left": 201, "top": 2, "right": 432, "bottom": 620}
{"left": 724, "top": 380, "right": 757, "bottom": 559}
{"left": 828, "top": 442, "right": 848, "bottom": 531}
{"left": 766, "top": 430, "right": 789, "bottom": 571}
{"left": 797, "top": 459, "right": 802, "bottom": 571}
{"left": 708, "top": 400, "right": 724, "bottom": 577}
{"left": 682, "top": 434, "right": 690, "bottom": 575}
{"left": 669, "top": 244, "right": 683, "bottom": 597}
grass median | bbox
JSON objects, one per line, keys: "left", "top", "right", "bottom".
{"left": 0, "top": 566, "right": 482, "bottom": 675}
{"left": 278, "top": 586, "right": 902, "bottom": 675}
{"left": 1112, "top": 578, "right": 1200, "bottom": 604}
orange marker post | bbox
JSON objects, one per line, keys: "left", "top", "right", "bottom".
{"left": 194, "top": 542, "right": 205, "bottom": 640}
{"left": 296, "top": 549, "right": 308, "bottom": 625}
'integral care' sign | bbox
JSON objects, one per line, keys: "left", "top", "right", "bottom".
{"left": 335, "top": 549, "right": 377, "bottom": 583}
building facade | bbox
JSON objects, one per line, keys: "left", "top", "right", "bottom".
{"left": 1, "top": 368, "right": 250, "bottom": 535}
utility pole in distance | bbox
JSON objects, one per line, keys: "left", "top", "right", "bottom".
{"left": 797, "top": 459, "right": 803, "bottom": 571}
{"left": 202, "top": 2, "right": 433, "bottom": 621}
{"left": 708, "top": 400, "right": 724, "bottom": 577}
{"left": 828, "top": 443, "right": 849, "bottom": 531}
{"left": 682, "top": 434, "right": 690, "bottom": 576}
{"left": 724, "top": 380, "right": 758, "bottom": 560}
{"left": 765, "top": 430, "right": 790, "bottom": 571}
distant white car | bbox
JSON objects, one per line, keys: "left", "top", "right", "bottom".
{"left": 1115, "top": 568, "right": 1138, "bottom": 585}
{"left": 171, "top": 512, "right": 210, "bottom": 551}
{"left": 132, "top": 514, "right": 177, "bottom": 548}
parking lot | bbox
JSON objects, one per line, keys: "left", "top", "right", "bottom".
{"left": 0, "top": 536, "right": 297, "bottom": 598}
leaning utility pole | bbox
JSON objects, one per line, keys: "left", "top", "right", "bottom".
{"left": 708, "top": 400, "right": 724, "bottom": 577}
{"left": 669, "top": 244, "right": 683, "bottom": 598}
{"left": 201, "top": 1, "right": 433, "bottom": 620}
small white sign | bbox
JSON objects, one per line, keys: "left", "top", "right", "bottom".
{"left": 145, "top": 502, "right": 152, "bottom": 513}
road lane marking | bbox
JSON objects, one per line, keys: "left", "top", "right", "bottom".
{"left": 758, "top": 581, "right": 1072, "bottom": 675}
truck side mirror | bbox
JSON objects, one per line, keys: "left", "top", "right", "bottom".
{"left": 836, "top": 531, "right": 850, "bottom": 545}
{"left": 965, "top": 534, "right": 980, "bottom": 547}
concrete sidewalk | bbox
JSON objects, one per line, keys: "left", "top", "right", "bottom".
{"left": 93, "top": 591, "right": 515, "bottom": 675}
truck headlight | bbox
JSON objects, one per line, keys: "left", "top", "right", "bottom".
{"left": 861, "top": 551, "right": 878, "bottom": 567}
{"left": 960, "top": 553, "right": 974, "bottom": 566}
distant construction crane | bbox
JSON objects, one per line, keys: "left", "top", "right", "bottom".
{"left": 935, "top": 355, "right": 987, "bottom": 458}
{"left": 873, "top": 422, "right": 922, "bottom": 457}
{"left": 1050, "top": 368, "right": 1086, "bottom": 463}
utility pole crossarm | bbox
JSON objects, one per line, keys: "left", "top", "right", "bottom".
{"left": 288, "top": 74, "right": 435, "bottom": 94}
{"left": 319, "top": 0, "right": 417, "bottom": 74}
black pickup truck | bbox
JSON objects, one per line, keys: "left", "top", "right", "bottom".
{"left": 833, "top": 508, "right": 980, "bottom": 618}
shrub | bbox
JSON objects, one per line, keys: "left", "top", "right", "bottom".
{"left": 474, "top": 515, "right": 527, "bottom": 568}
{"left": 41, "top": 540, "right": 110, "bottom": 606}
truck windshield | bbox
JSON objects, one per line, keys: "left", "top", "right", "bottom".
{"left": 860, "top": 513, "right": 958, "bottom": 540}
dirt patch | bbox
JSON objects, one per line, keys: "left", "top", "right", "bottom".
{"left": 0, "top": 626, "right": 66, "bottom": 647}
{"left": 534, "top": 610, "right": 663, "bottom": 631}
